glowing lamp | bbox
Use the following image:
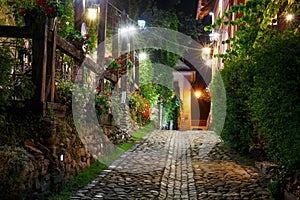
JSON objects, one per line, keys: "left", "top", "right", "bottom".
{"left": 195, "top": 91, "right": 202, "bottom": 99}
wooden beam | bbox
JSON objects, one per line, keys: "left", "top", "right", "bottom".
{"left": 47, "top": 31, "right": 85, "bottom": 61}
{"left": 83, "top": 57, "right": 118, "bottom": 83}
{"left": 0, "top": 26, "right": 32, "bottom": 38}
{"left": 103, "top": 71, "right": 118, "bottom": 83}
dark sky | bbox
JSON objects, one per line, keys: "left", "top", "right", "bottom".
{"left": 156, "top": 0, "right": 199, "bottom": 16}
{"left": 176, "top": 0, "right": 199, "bottom": 16}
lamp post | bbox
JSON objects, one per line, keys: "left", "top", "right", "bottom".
{"left": 97, "top": 0, "right": 108, "bottom": 91}
{"left": 137, "top": 20, "right": 146, "bottom": 29}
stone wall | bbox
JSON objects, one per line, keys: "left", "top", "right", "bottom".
{"left": 0, "top": 103, "right": 140, "bottom": 199}
{"left": 0, "top": 117, "right": 92, "bottom": 199}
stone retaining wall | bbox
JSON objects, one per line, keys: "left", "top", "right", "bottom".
{"left": 0, "top": 117, "right": 92, "bottom": 199}
{"left": 0, "top": 103, "right": 137, "bottom": 199}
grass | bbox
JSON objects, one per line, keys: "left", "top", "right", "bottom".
{"left": 49, "top": 160, "right": 107, "bottom": 200}
{"left": 131, "top": 122, "right": 156, "bottom": 141}
{"left": 49, "top": 122, "right": 157, "bottom": 200}
{"left": 118, "top": 142, "right": 134, "bottom": 151}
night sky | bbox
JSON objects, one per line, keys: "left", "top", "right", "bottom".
{"left": 156, "top": 0, "right": 199, "bottom": 16}
{"left": 176, "top": 0, "right": 199, "bottom": 16}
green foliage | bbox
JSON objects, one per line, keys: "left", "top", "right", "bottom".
{"left": 165, "top": 95, "right": 180, "bottom": 130}
{"left": 211, "top": 0, "right": 300, "bottom": 175}
{"left": 118, "top": 142, "right": 134, "bottom": 151}
{"left": 177, "top": 12, "right": 204, "bottom": 41}
{"left": 95, "top": 91, "right": 111, "bottom": 116}
{"left": 267, "top": 181, "right": 283, "bottom": 199}
{"left": 211, "top": 71, "right": 226, "bottom": 135}
{"left": 56, "top": 79, "right": 73, "bottom": 107}
{"left": 250, "top": 32, "right": 300, "bottom": 171}
{"left": 218, "top": 59, "right": 253, "bottom": 153}
{"left": 0, "top": 145, "right": 30, "bottom": 199}
{"left": 128, "top": 92, "right": 151, "bottom": 125}
{"left": 49, "top": 160, "right": 107, "bottom": 200}
{"left": 0, "top": 43, "right": 34, "bottom": 112}
{"left": 6, "top": 0, "right": 64, "bottom": 25}
{"left": 0, "top": 45, "right": 14, "bottom": 111}
{"left": 131, "top": 122, "right": 156, "bottom": 141}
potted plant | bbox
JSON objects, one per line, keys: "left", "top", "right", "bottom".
{"left": 95, "top": 89, "right": 111, "bottom": 116}
{"left": 6, "top": 0, "right": 63, "bottom": 26}
{"left": 104, "top": 55, "right": 133, "bottom": 74}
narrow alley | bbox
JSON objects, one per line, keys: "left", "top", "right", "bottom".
{"left": 71, "top": 131, "right": 272, "bottom": 200}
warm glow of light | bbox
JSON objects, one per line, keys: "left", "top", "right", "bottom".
{"left": 206, "top": 59, "right": 213, "bottom": 66}
{"left": 286, "top": 13, "right": 294, "bottom": 21}
{"left": 139, "top": 52, "right": 147, "bottom": 60}
{"left": 120, "top": 25, "right": 136, "bottom": 35}
{"left": 195, "top": 91, "right": 202, "bottom": 99}
{"left": 202, "top": 47, "right": 211, "bottom": 55}
{"left": 87, "top": 8, "right": 98, "bottom": 20}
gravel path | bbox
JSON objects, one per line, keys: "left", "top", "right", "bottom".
{"left": 71, "top": 130, "right": 273, "bottom": 200}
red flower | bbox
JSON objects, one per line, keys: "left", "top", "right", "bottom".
{"left": 20, "top": 9, "right": 27, "bottom": 15}
{"left": 7, "top": 1, "right": 15, "bottom": 6}
{"left": 45, "top": 7, "right": 53, "bottom": 15}
{"left": 117, "top": 60, "right": 124, "bottom": 65}
{"left": 110, "top": 69, "right": 115, "bottom": 73}
{"left": 128, "top": 54, "right": 132, "bottom": 61}
{"left": 85, "top": 34, "right": 91, "bottom": 39}
{"left": 134, "top": 61, "right": 139, "bottom": 67}
{"left": 36, "top": 0, "right": 46, "bottom": 7}
{"left": 119, "top": 67, "right": 125, "bottom": 73}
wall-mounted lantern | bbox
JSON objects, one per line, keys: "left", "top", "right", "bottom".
{"left": 194, "top": 91, "right": 202, "bottom": 99}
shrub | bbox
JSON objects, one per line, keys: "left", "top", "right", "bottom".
{"left": 218, "top": 58, "right": 254, "bottom": 153}
{"left": 128, "top": 92, "right": 151, "bottom": 125}
{"left": 0, "top": 145, "right": 30, "bottom": 200}
{"left": 250, "top": 32, "right": 300, "bottom": 171}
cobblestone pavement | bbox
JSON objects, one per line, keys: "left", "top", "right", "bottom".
{"left": 71, "top": 130, "right": 273, "bottom": 200}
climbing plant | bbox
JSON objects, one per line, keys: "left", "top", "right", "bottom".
{"left": 209, "top": 0, "right": 300, "bottom": 176}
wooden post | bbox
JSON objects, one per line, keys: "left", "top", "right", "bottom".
{"left": 129, "top": 36, "right": 135, "bottom": 91}
{"left": 50, "top": 18, "right": 58, "bottom": 102}
{"left": 74, "top": 0, "right": 85, "bottom": 85}
{"left": 41, "top": 21, "right": 48, "bottom": 103}
{"left": 32, "top": 17, "right": 48, "bottom": 103}
{"left": 120, "top": 10, "right": 128, "bottom": 102}
{"left": 112, "top": 13, "right": 119, "bottom": 58}
{"left": 74, "top": 0, "right": 84, "bottom": 32}
{"left": 97, "top": 0, "right": 108, "bottom": 91}
{"left": 135, "top": 53, "right": 140, "bottom": 87}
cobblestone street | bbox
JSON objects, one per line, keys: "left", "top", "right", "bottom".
{"left": 71, "top": 130, "right": 273, "bottom": 200}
